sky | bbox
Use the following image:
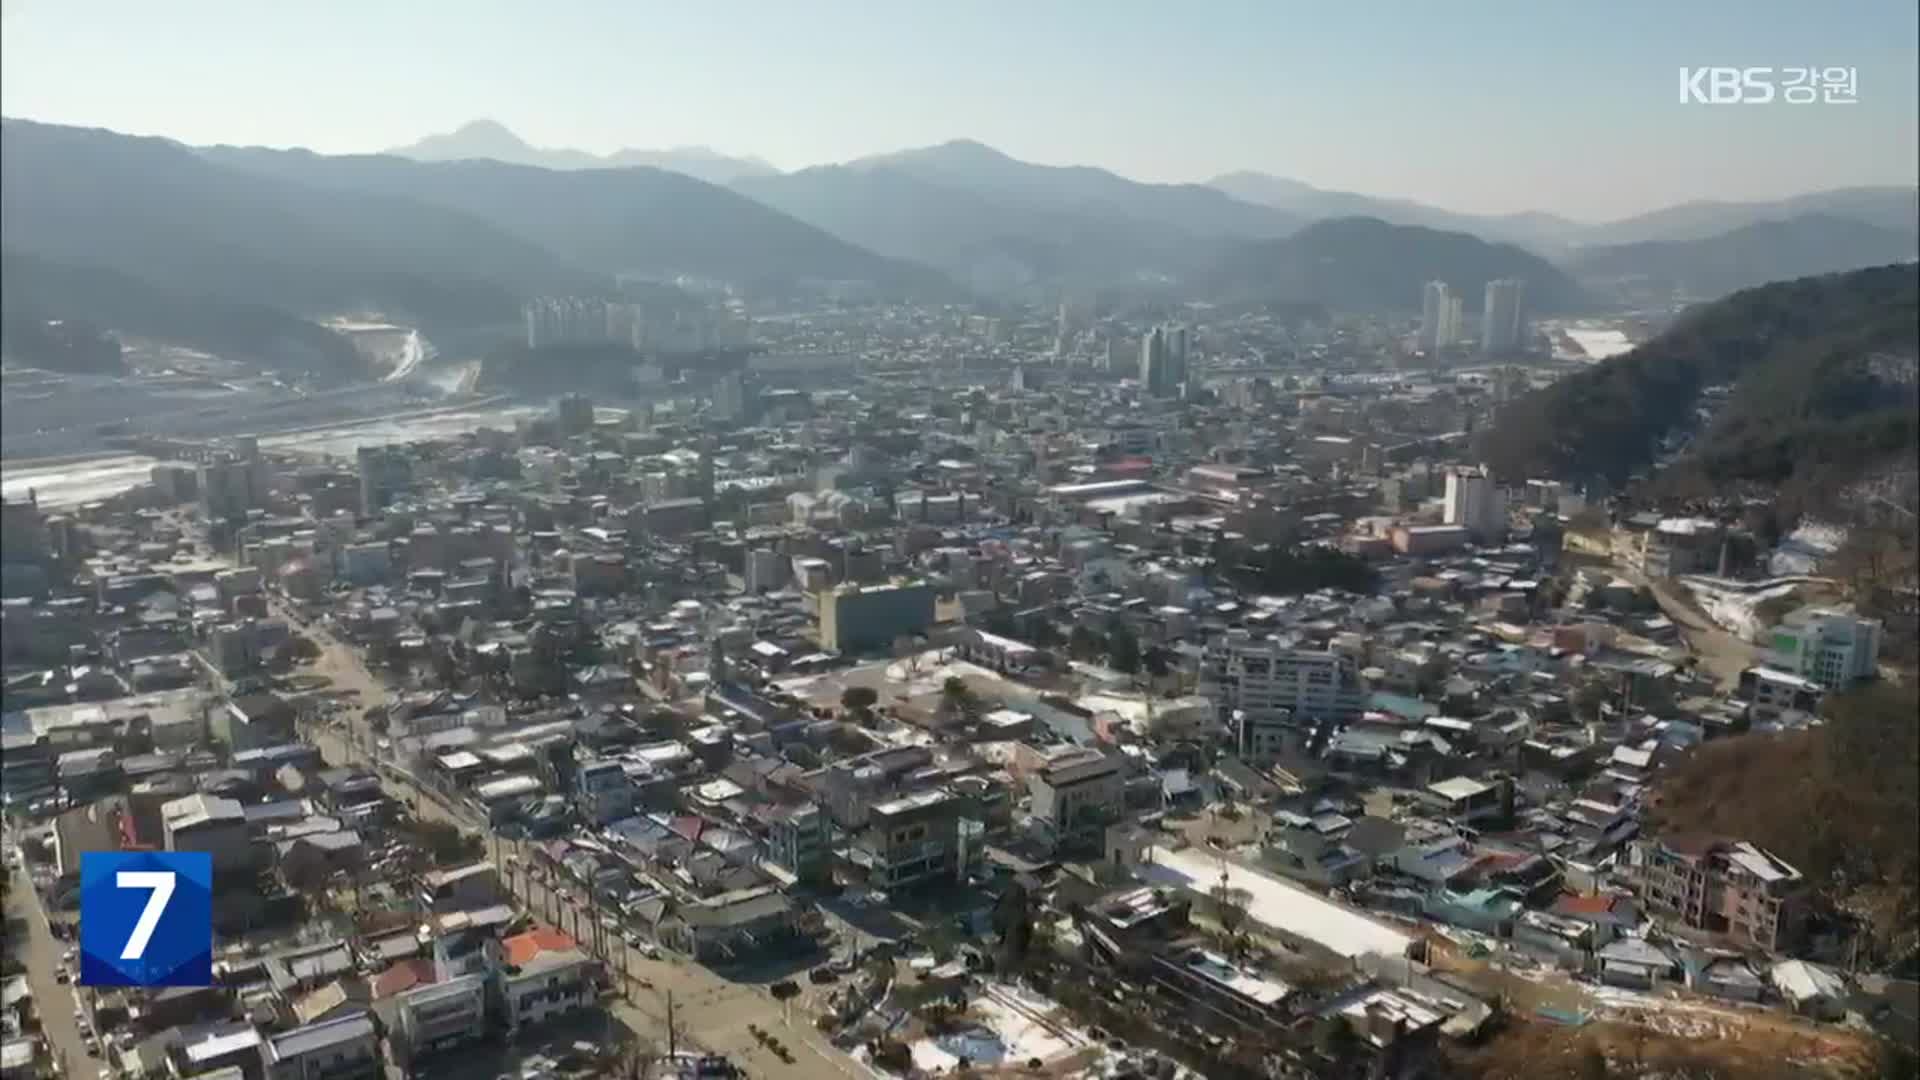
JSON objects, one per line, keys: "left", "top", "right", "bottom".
{"left": 2, "top": 0, "right": 1915, "bottom": 222}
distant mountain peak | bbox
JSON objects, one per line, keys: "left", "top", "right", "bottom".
{"left": 385, "top": 122, "right": 778, "bottom": 184}
{"left": 452, "top": 117, "right": 518, "bottom": 138}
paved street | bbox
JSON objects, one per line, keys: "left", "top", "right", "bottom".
{"left": 5, "top": 853, "right": 97, "bottom": 1080}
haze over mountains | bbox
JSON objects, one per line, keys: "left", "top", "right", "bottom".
{"left": 1568, "top": 215, "right": 1919, "bottom": 301}
{"left": 2, "top": 115, "right": 1914, "bottom": 359}
{"left": 734, "top": 139, "right": 1301, "bottom": 292}
{"left": 388, "top": 119, "right": 778, "bottom": 186}
{"left": 1203, "top": 217, "right": 1588, "bottom": 313}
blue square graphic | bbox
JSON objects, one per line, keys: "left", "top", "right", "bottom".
{"left": 80, "top": 851, "right": 212, "bottom": 987}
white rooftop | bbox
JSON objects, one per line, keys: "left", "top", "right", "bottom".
{"left": 1139, "top": 847, "right": 1412, "bottom": 960}
{"left": 1427, "top": 777, "right": 1494, "bottom": 801}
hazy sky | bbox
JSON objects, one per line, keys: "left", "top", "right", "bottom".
{"left": 3, "top": 0, "right": 1914, "bottom": 221}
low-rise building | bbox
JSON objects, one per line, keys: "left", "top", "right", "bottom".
{"left": 495, "top": 928, "right": 594, "bottom": 1036}
{"left": 1625, "top": 836, "right": 1808, "bottom": 953}
{"left": 394, "top": 974, "right": 487, "bottom": 1061}
{"left": 264, "top": 1014, "right": 379, "bottom": 1080}
{"left": 1027, "top": 748, "right": 1126, "bottom": 852}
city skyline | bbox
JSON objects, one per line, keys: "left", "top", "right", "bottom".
{"left": 1, "top": 0, "right": 1914, "bottom": 221}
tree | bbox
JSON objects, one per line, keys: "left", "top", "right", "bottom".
{"left": 941, "top": 676, "right": 981, "bottom": 723}
{"left": 1107, "top": 621, "right": 1141, "bottom": 674}
{"left": 994, "top": 882, "right": 1034, "bottom": 968}
{"left": 1068, "top": 626, "right": 1106, "bottom": 663}
{"left": 841, "top": 685, "right": 879, "bottom": 721}
{"left": 1210, "top": 876, "right": 1252, "bottom": 943}
{"left": 1143, "top": 647, "right": 1172, "bottom": 679}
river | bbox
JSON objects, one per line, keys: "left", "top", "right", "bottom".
{"left": 0, "top": 402, "right": 542, "bottom": 508}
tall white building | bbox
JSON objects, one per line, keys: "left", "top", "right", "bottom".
{"left": 1438, "top": 294, "right": 1464, "bottom": 349}
{"left": 1419, "top": 281, "right": 1452, "bottom": 352}
{"left": 1200, "top": 631, "right": 1368, "bottom": 735}
{"left": 1140, "top": 322, "right": 1190, "bottom": 398}
{"left": 1481, "top": 278, "right": 1526, "bottom": 354}
{"left": 1763, "top": 607, "right": 1882, "bottom": 690}
{"left": 1443, "top": 466, "right": 1507, "bottom": 541}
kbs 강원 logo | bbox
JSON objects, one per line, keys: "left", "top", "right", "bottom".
{"left": 1679, "top": 67, "right": 1859, "bottom": 105}
{"left": 80, "top": 852, "right": 212, "bottom": 987}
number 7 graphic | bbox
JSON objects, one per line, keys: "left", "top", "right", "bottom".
{"left": 116, "top": 871, "right": 176, "bottom": 960}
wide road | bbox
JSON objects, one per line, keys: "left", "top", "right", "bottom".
{"left": 5, "top": 857, "right": 97, "bottom": 1080}
{"left": 278, "top": 601, "right": 866, "bottom": 1078}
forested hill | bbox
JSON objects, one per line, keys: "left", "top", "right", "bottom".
{"left": 1477, "top": 264, "right": 1919, "bottom": 504}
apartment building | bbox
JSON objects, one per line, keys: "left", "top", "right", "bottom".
{"left": 1201, "top": 631, "right": 1368, "bottom": 728}
{"left": 1625, "top": 836, "right": 1808, "bottom": 953}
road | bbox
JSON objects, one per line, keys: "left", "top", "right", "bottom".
{"left": 381, "top": 331, "right": 433, "bottom": 385}
{"left": 5, "top": 855, "right": 98, "bottom": 1080}
{"left": 279, "top": 603, "right": 866, "bottom": 1078}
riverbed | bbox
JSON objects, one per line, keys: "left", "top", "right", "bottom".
{"left": 1, "top": 402, "right": 543, "bottom": 508}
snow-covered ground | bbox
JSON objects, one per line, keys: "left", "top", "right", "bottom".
{"left": 907, "top": 983, "right": 1088, "bottom": 1073}
{"left": 1563, "top": 327, "right": 1637, "bottom": 361}
{"left": 1769, "top": 522, "right": 1847, "bottom": 577}
{"left": 1678, "top": 576, "right": 1813, "bottom": 642}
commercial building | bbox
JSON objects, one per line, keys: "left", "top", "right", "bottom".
{"left": 816, "top": 581, "right": 936, "bottom": 654}
{"left": 1027, "top": 748, "right": 1126, "bottom": 851}
{"left": 1625, "top": 836, "right": 1808, "bottom": 953}
{"left": 1761, "top": 607, "right": 1882, "bottom": 690}
{"left": 846, "top": 789, "right": 975, "bottom": 891}
{"left": 1200, "top": 630, "right": 1368, "bottom": 728}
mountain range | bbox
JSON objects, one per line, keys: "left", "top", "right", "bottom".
{"left": 388, "top": 119, "right": 778, "bottom": 185}
{"left": 1202, "top": 217, "right": 1587, "bottom": 313}
{"left": 734, "top": 139, "right": 1300, "bottom": 293}
{"left": 1208, "top": 170, "right": 1917, "bottom": 256}
{"left": 1479, "top": 263, "right": 1919, "bottom": 500}
{"left": 1206, "top": 171, "right": 1581, "bottom": 253}
{"left": 3, "top": 115, "right": 1915, "bottom": 364}
{"left": 194, "top": 142, "right": 950, "bottom": 298}
{"left": 1567, "top": 214, "right": 1919, "bottom": 302}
